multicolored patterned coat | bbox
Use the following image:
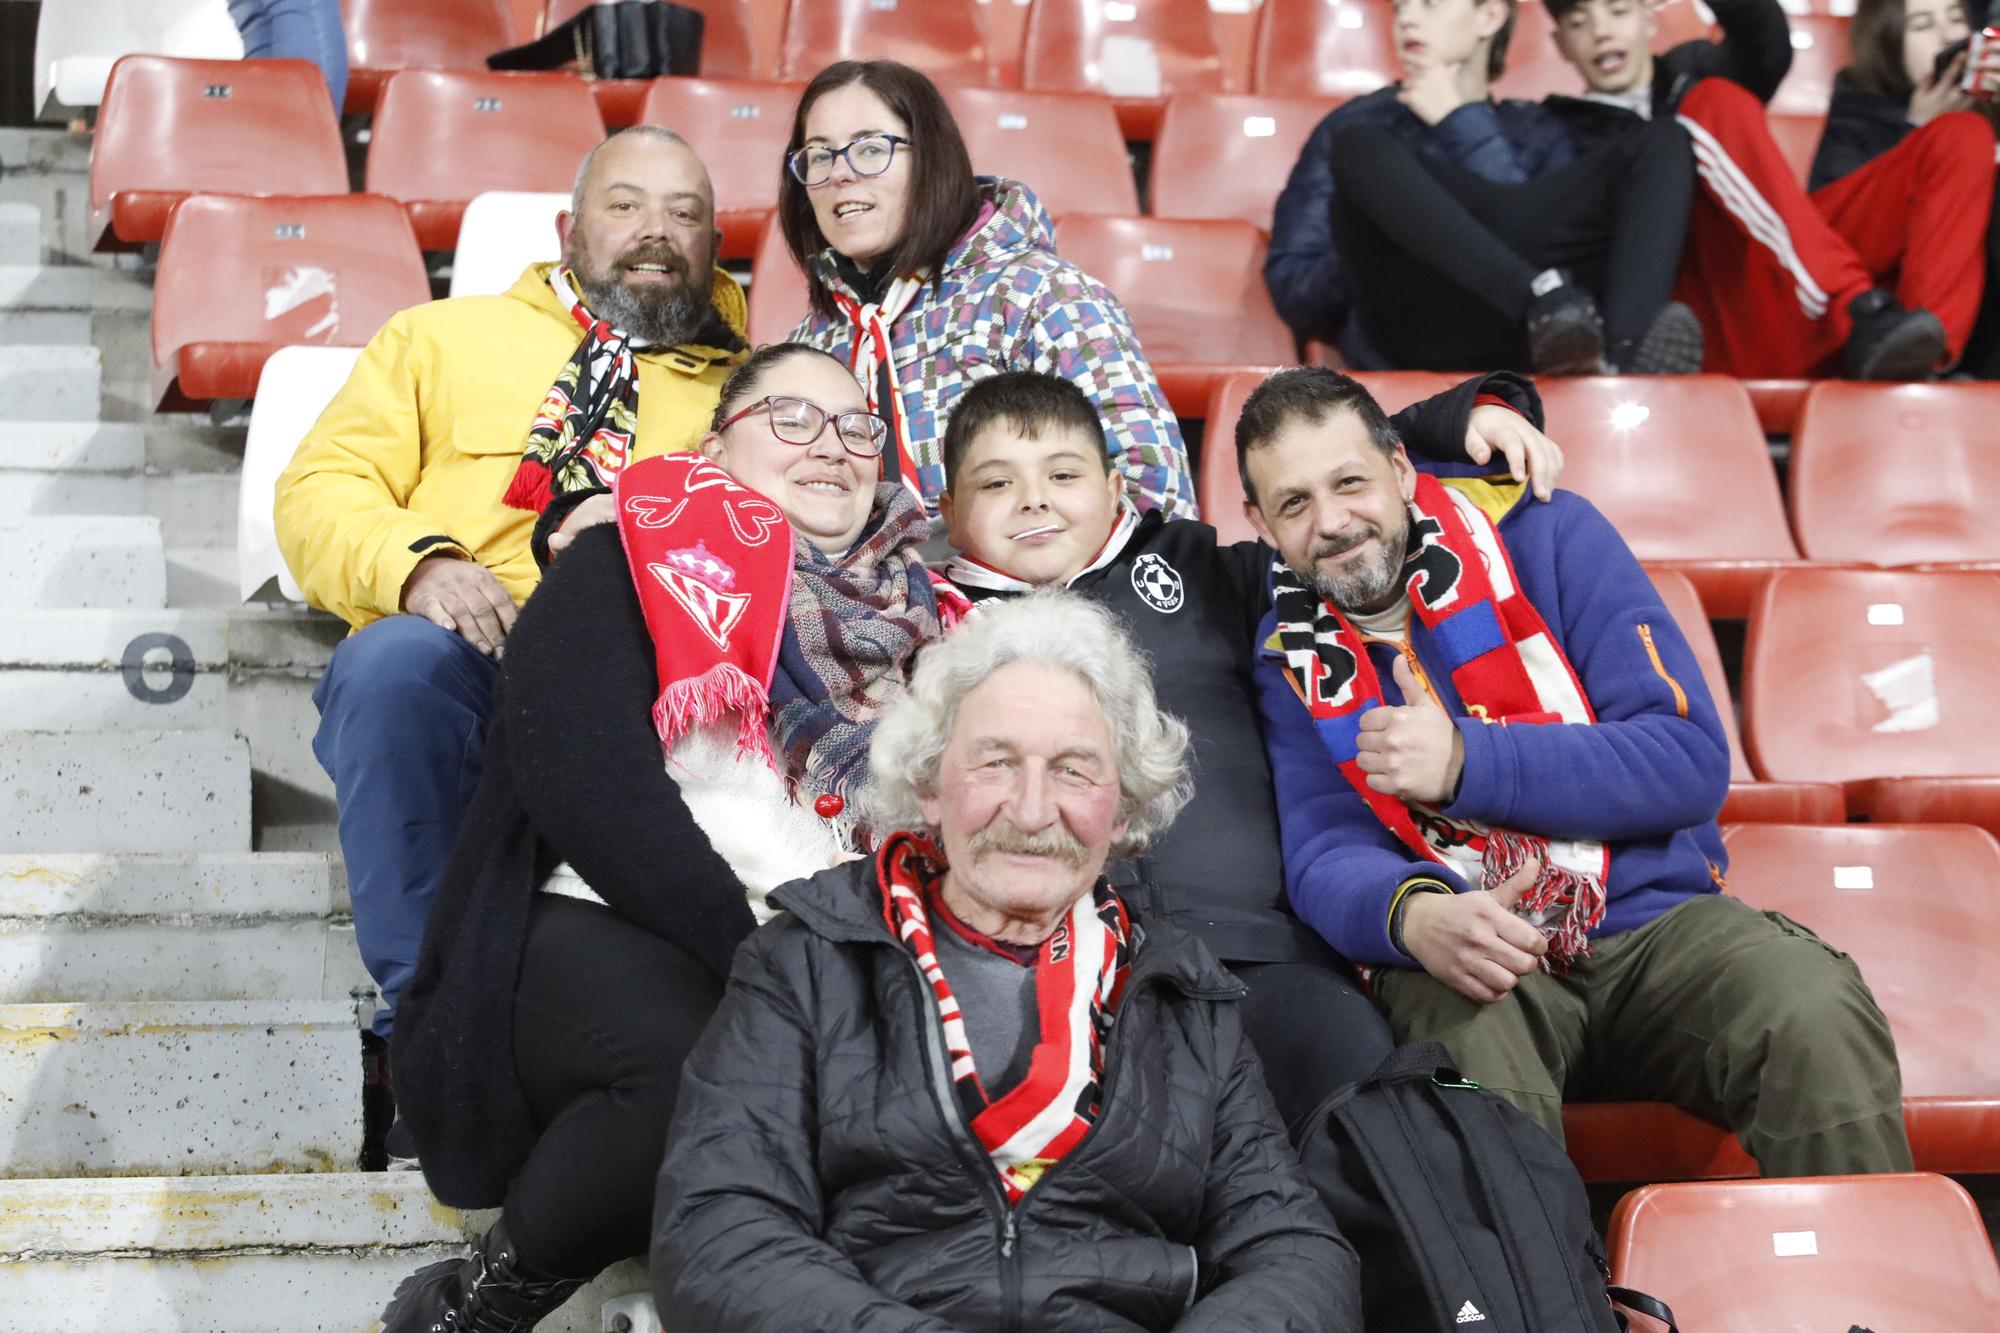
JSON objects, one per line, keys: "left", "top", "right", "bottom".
{"left": 789, "top": 177, "right": 1195, "bottom": 518}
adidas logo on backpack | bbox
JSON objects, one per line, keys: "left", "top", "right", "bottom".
{"left": 1454, "top": 1301, "right": 1487, "bottom": 1324}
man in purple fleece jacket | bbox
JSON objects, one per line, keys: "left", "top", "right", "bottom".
{"left": 1241, "top": 367, "right": 1909, "bottom": 1178}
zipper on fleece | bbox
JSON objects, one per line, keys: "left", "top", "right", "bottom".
{"left": 1636, "top": 623, "right": 1689, "bottom": 719}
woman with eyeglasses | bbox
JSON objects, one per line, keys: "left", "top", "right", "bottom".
{"left": 380, "top": 343, "right": 964, "bottom": 1332}
{"left": 778, "top": 60, "right": 1194, "bottom": 519}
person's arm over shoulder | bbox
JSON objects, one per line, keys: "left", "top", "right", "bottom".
{"left": 274, "top": 310, "right": 471, "bottom": 627}
{"left": 654, "top": 923, "right": 961, "bottom": 1333}
{"left": 1692, "top": 0, "right": 1795, "bottom": 103}
{"left": 1255, "top": 644, "right": 1473, "bottom": 966}
{"left": 1265, "top": 110, "right": 1351, "bottom": 344}
{"left": 1439, "top": 495, "right": 1730, "bottom": 842}
{"left": 1392, "top": 372, "right": 1546, "bottom": 469}
{"left": 1174, "top": 1006, "right": 1360, "bottom": 1332}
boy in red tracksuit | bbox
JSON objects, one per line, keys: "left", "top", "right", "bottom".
{"left": 1543, "top": 0, "right": 1970, "bottom": 378}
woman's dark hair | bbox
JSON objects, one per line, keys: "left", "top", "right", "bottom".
{"left": 1486, "top": 0, "right": 1519, "bottom": 81}
{"left": 779, "top": 60, "right": 982, "bottom": 321}
{"left": 709, "top": 342, "right": 854, "bottom": 432}
{"left": 1848, "top": 0, "right": 1916, "bottom": 98}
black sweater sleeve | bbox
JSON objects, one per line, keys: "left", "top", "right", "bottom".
{"left": 1667, "top": 0, "right": 1794, "bottom": 104}
{"left": 1391, "top": 371, "right": 1546, "bottom": 467}
{"left": 1810, "top": 78, "right": 1914, "bottom": 191}
{"left": 499, "top": 521, "right": 759, "bottom": 981}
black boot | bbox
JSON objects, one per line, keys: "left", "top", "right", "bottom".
{"left": 1610, "top": 300, "right": 1705, "bottom": 375}
{"left": 379, "top": 1219, "right": 584, "bottom": 1333}
{"left": 1844, "top": 289, "right": 1946, "bottom": 380}
{"left": 1524, "top": 269, "right": 1605, "bottom": 376}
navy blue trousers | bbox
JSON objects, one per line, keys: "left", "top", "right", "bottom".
{"left": 313, "top": 616, "right": 497, "bottom": 1036}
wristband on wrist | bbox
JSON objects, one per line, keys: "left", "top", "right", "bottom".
{"left": 1388, "top": 878, "right": 1454, "bottom": 958}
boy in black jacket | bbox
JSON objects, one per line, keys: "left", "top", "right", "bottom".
{"left": 1542, "top": 0, "right": 1948, "bottom": 377}
{"left": 934, "top": 369, "right": 1552, "bottom": 1130}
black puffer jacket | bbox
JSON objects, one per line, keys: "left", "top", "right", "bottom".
{"left": 652, "top": 859, "right": 1359, "bottom": 1332}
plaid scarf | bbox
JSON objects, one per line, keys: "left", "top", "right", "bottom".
{"left": 1272, "top": 473, "right": 1610, "bottom": 967}
{"left": 879, "top": 831, "right": 1131, "bottom": 1204}
{"left": 504, "top": 265, "right": 645, "bottom": 514}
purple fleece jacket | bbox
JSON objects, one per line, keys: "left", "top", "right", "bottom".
{"left": 1253, "top": 485, "right": 1731, "bottom": 969}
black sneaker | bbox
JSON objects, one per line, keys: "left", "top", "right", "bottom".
{"left": 1613, "top": 301, "right": 1705, "bottom": 376}
{"left": 1845, "top": 290, "right": 1946, "bottom": 381}
{"left": 384, "top": 1115, "right": 421, "bottom": 1172}
{"left": 1524, "top": 271, "right": 1605, "bottom": 376}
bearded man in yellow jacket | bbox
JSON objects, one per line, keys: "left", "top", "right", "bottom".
{"left": 277, "top": 127, "right": 748, "bottom": 1051}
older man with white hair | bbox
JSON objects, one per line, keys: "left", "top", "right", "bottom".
{"left": 652, "top": 591, "right": 1359, "bottom": 1332}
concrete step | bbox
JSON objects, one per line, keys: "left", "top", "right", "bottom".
{"left": 0, "top": 344, "right": 101, "bottom": 421}
{"left": 149, "top": 471, "right": 240, "bottom": 549}
{"left": 0, "top": 131, "right": 92, "bottom": 268}
{"left": 0, "top": 852, "right": 347, "bottom": 916}
{"left": 0, "top": 202, "right": 40, "bottom": 265}
{"left": 0, "top": 266, "right": 88, "bottom": 343}
{"left": 166, "top": 544, "right": 241, "bottom": 609}
{"left": 6, "top": 514, "right": 165, "bottom": 610}
{"left": 0, "top": 421, "right": 147, "bottom": 520}
{"left": 0, "top": 1173, "right": 648, "bottom": 1332}
{"left": 146, "top": 418, "right": 247, "bottom": 474}
{"left": 0, "top": 1000, "right": 362, "bottom": 1176}
{"left": 0, "top": 730, "right": 252, "bottom": 854}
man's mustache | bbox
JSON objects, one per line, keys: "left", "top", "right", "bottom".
{"left": 616, "top": 244, "right": 689, "bottom": 275}
{"left": 968, "top": 823, "right": 1087, "bottom": 868}
{"left": 1312, "top": 525, "right": 1379, "bottom": 562}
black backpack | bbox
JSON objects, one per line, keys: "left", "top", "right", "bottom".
{"left": 1300, "top": 1042, "right": 1676, "bottom": 1332}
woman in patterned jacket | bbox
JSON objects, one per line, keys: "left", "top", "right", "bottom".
{"left": 778, "top": 59, "right": 1195, "bottom": 519}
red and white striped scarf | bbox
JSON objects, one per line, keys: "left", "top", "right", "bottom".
{"left": 829, "top": 275, "right": 925, "bottom": 495}
{"left": 1272, "top": 473, "right": 1610, "bottom": 967}
{"left": 878, "top": 832, "right": 1131, "bottom": 1203}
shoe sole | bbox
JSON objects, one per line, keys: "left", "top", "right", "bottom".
{"left": 1628, "top": 304, "right": 1705, "bottom": 376}
{"left": 1853, "top": 311, "right": 1946, "bottom": 381}
{"left": 1530, "top": 320, "right": 1605, "bottom": 377}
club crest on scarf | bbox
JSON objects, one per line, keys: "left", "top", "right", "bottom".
{"left": 504, "top": 266, "right": 647, "bottom": 514}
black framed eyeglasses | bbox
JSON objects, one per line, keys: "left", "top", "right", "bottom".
{"left": 786, "top": 133, "right": 913, "bottom": 186}
{"left": 717, "top": 395, "right": 889, "bottom": 457}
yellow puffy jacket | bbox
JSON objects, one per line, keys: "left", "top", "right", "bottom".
{"left": 275, "top": 262, "right": 749, "bottom": 630}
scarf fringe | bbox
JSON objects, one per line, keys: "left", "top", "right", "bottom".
{"left": 502, "top": 457, "right": 554, "bottom": 514}
{"left": 653, "top": 661, "right": 776, "bottom": 770}
{"left": 1483, "top": 828, "right": 1602, "bottom": 970}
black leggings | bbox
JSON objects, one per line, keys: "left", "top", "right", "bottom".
{"left": 1231, "top": 958, "right": 1395, "bottom": 1137}
{"left": 1330, "top": 117, "right": 1694, "bottom": 368}
{"left": 503, "top": 893, "right": 726, "bottom": 1279}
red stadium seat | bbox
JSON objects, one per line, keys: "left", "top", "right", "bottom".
{"left": 150, "top": 193, "right": 430, "bottom": 411}
{"left": 365, "top": 69, "right": 606, "bottom": 252}
{"left": 1609, "top": 1174, "right": 2000, "bottom": 1331}
{"left": 1020, "top": 0, "right": 1232, "bottom": 139}
{"left": 1725, "top": 821, "right": 2000, "bottom": 1170}
{"left": 777, "top": 0, "right": 990, "bottom": 84}
{"left": 88, "top": 56, "right": 348, "bottom": 252}
{"left": 639, "top": 76, "right": 799, "bottom": 259}
{"left": 942, "top": 87, "right": 1139, "bottom": 217}
{"left": 1765, "top": 112, "right": 1826, "bottom": 187}
{"left": 1056, "top": 216, "right": 1294, "bottom": 418}
{"left": 1744, "top": 568, "right": 2000, "bottom": 831}
{"left": 745, "top": 211, "right": 809, "bottom": 347}
{"left": 1770, "top": 14, "right": 1847, "bottom": 115}
{"left": 1536, "top": 376, "right": 1803, "bottom": 617}
{"left": 1790, "top": 382, "right": 2000, "bottom": 567}
{"left": 1252, "top": 0, "right": 1399, "bottom": 99}
{"left": 342, "top": 0, "right": 517, "bottom": 114}
{"left": 1739, "top": 377, "right": 1811, "bottom": 434}
{"left": 1150, "top": 93, "right": 1339, "bottom": 229}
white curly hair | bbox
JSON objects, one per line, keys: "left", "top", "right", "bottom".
{"left": 863, "top": 590, "right": 1192, "bottom": 855}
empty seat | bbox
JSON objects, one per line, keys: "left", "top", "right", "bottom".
{"left": 541, "top": 0, "right": 761, "bottom": 77}
{"left": 449, "top": 191, "right": 567, "bottom": 298}
{"left": 33, "top": 0, "right": 243, "bottom": 122}
{"left": 1770, "top": 13, "right": 1847, "bottom": 115}
{"left": 151, "top": 193, "right": 430, "bottom": 411}
{"left": 238, "top": 345, "right": 365, "bottom": 602}
{"left": 1056, "top": 215, "right": 1294, "bottom": 418}
{"left": 342, "top": 0, "right": 517, "bottom": 114}
{"left": 1790, "top": 382, "right": 2000, "bottom": 567}
{"left": 1766, "top": 112, "right": 1826, "bottom": 187}
{"left": 87, "top": 55, "right": 348, "bottom": 252}
{"left": 639, "top": 76, "right": 798, "bottom": 259}
{"left": 1610, "top": 1174, "right": 2000, "bottom": 1330}
{"left": 1252, "top": 0, "right": 1398, "bottom": 99}
{"left": 1536, "top": 376, "right": 1803, "bottom": 617}
{"left": 942, "top": 87, "right": 1139, "bottom": 218}
{"left": 1151, "top": 93, "right": 1337, "bottom": 229}
{"left": 745, "top": 212, "right": 809, "bottom": 347}
{"left": 777, "top": 0, "right": 989, "bottom": 84}
{"left": 1743, "top": 568, "right": 2000, "bottom": 829}
{"left": 1021, "top": 0, "right": 1232, "bottom": 139}
{"left": 365, "top": 69, "right": 606, "bottom": 252}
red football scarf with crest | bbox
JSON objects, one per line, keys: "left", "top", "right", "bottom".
{"left": 1271, "top": 473, "right": 1610, "bottom": 967}
{"left": 614, "top": 453, "right": 793, "bottom": 765}
{"left": 504, "top": 265, "right": 645, "bottom": 514}
{"left": 879, "top": 832, "right": 1131, "bottom": 1204}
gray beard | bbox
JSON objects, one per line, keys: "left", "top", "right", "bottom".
{"left": 574, "top": 270, "right": 712, "bottom": 347}
{"left": 1307, "top": 523, "right": 1409, "bottom": 615}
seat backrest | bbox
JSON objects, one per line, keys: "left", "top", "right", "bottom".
{"left": 1609, "top": 1173, "right": 2000, "bottom": 1331}
{"left": 1765, "top": 112, "right": 1826, "bottom": 187}
{"left": 1536, "top": 376, "right": 1799, "bottom": 565}
{"left": 1054, "top": 215, "right": 1295, "bottom": 369}
{"left": 1770, "top": 13, "right": 1847, "bottom": 114}
{"left": 34, "top": 0, "right": 244, "bottom": 118}
{"left": 151, "top": 193, "right": 430, "bottom": 365}
{"left": 1151, "top": 93, "right": 1337, "bottom": 228}
{"left": 942, "top": 86, "right": 1139, "bottom": 217}
{"left": 89, "top": 56, "right": 347, "bottom": 214}
{"left": 1252, "top": 0, "right": 1398, "bottom": 98}
{"left": 1790, "top": 382, "right": 2000, "bottom": 566}
{"left": 777, "top": 0, "right": 989, "bottom": 83}
{"left": 1722, "top": 821, "right": 2000, "bottom": 1100}
{"left": 638, "top": 76, "right": 797, "bottom": 225}
{"left": 239, "top": 345, "right": 366, "bottom": 602}
{"left": 1021, "top": 0, "right": 1231, "bottom": 99}
{"left": 746, "top": 212, "right": 809, "bottom": 347}
{"left": 1648, "top": 568, "right": 1749, "bottom": 781}
{"left": 542, "top": 0, "right": 761, "bottom": 76}
{"left": 344, "top": 0, "right": 516, "bottom": 75}
{"left": 1743, "top": 567, "right": 2000, "bottom": 782}
{"left": 449, "top": 191, "right": 567, "bottom": 298}
{"left": 365, "top": 69, "right": 605, "bottom": 248}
